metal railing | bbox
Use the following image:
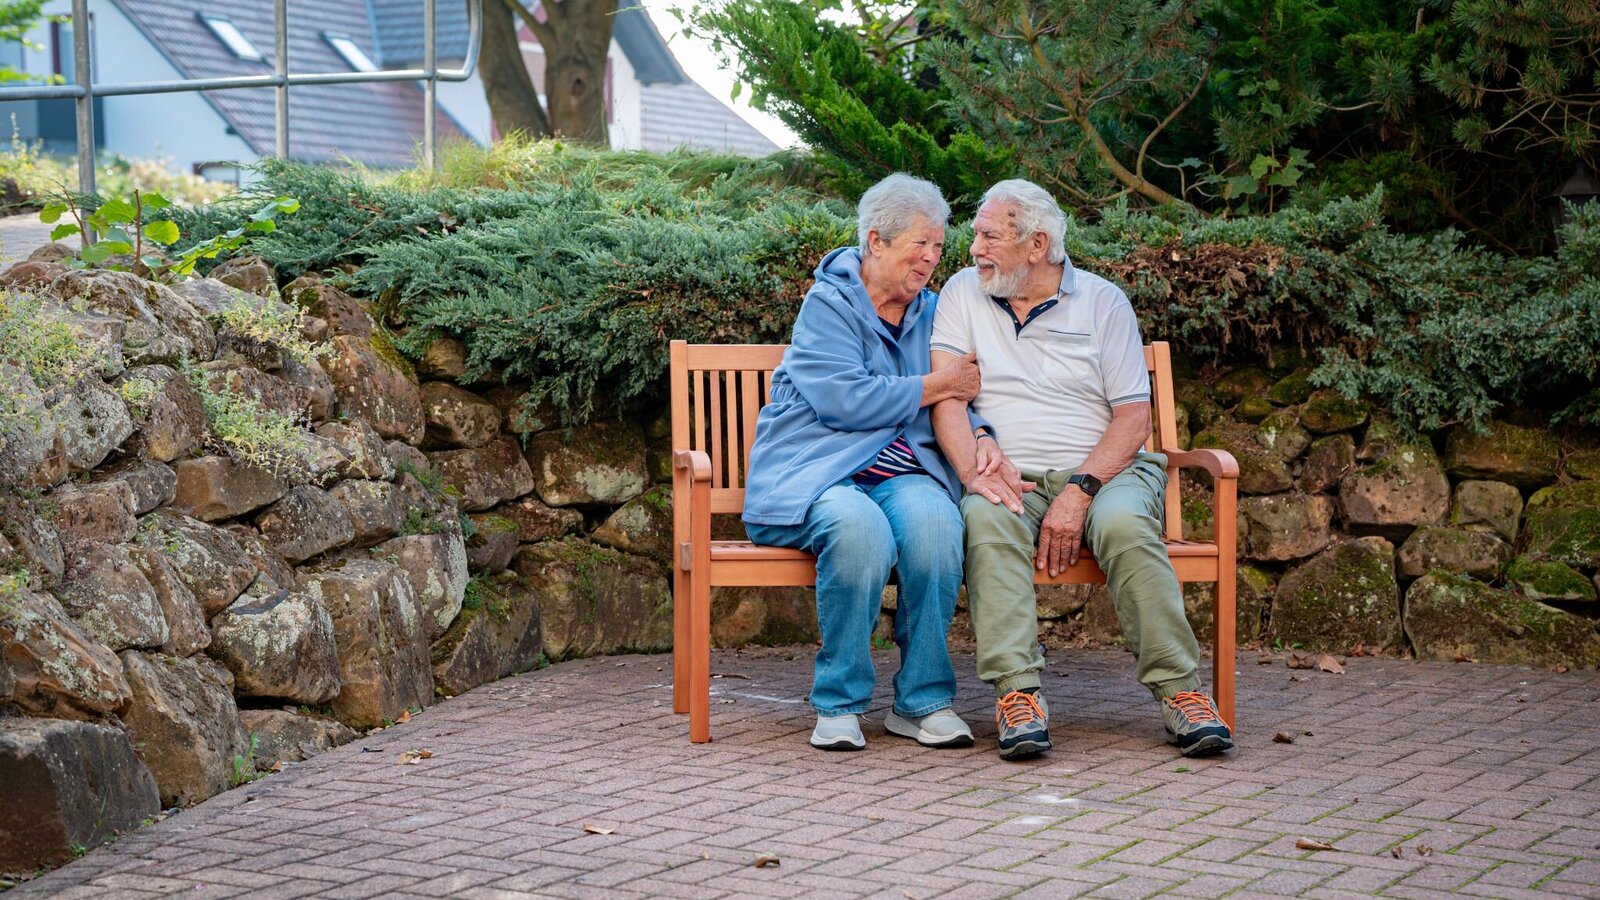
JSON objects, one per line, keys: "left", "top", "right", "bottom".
{"left": 0, "top": 0, "right": 482, "bottom": 197}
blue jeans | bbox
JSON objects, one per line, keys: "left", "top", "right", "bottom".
{"left": 746, "top": 475, "right": 964, "bottom": 717}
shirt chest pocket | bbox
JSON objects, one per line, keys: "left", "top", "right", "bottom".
{"left": 1032, "top": 329, "right": 1099, "bottom": 389}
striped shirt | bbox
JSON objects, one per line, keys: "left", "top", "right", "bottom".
{"left": 853, "top": 435, "right": 928, "bottom": 487}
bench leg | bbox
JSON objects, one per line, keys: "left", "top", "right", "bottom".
{"left": 688, "top": 562, "right": 712, "bottom": 743}
{"left": 1213, "top": 564, "right": 1237, "bottom": 732}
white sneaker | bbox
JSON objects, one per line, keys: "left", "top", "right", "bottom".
{"left": 884, "top": 708, "right": 974, "bottom": 748}
{"left": 810, "top": 713, "right": 866, "bottom": 750}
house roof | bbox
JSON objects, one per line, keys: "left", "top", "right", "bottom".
{"left": 639, "top": 82, "right": 779, "bottom": 158}
{"left": 371, "top": 0, "right": 687, "bottom": 85}
{"left": 112, "top": 0, "right": 466, "bottom": 168}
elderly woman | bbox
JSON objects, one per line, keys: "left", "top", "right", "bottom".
{"left": 743, "top": 173, "right": 990, "bottom": 751}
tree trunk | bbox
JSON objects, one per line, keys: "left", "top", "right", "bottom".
{"left": 480, "top": 0, "right": 550, "bottom": 139}
{"left": 540, "top": 0, "right": 616, "bottom": 145}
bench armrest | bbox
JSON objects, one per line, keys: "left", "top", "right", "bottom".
{"left": 1166, "top": 448, "right": 1239, "bottom": 480}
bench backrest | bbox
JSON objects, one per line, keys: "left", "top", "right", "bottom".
{"left": 668, "top": 340, "right": 1185, "bottom": 539}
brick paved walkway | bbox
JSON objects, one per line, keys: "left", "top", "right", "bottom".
{"left": 14, "top": 648, "right": 1600, "bottom": 899}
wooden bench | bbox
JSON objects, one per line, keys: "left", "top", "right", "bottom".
{"left": 669, "top": 340, "right": 1239, "bottom": 744}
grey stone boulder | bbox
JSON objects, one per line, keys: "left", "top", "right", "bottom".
{"left": 321, "top": 334, "right": 425, "bottom": 443}
{"left": 591, "top": 485, "right": 673, "bottom": 563}
{"left": 431, "top": 571, "right": 543, "bottom": 696}
{"left": 1444, "top": 420, "right": 1559, "bottom": 489}
{"left": 225, "top": 525, "right": 298, "bottom": 594}
{"left": 0, "top": 365, "right": 65, "bottom": 490}
{"left": 416, "top": 337, "right": 469, "bottom": 380}
{"left": 329, "top": 479, "right": 405, "bottom": 547}
{"left": 0, "top": 589, "right": 131, "bottom": 718}
{"left": 1271, "top": 537, "right": 1400, "bottom": 652}
{"left": 1521, "top": 482, "right": 1600, "bottom": 569}
{"left": 1404, "top": 574, "right": 1600, "bottom": 668}
{"left": 488, "top": 495, "right": 584, "bottom": 543}
{"left": 284, "top": 278, "right": 374, "bottom": 339}
{"left": 525, "top": 420, "right": 650, "bottom": 507}
{"left": 116, "top": 364, "right": 205, "bottom": 463}
{"left": 143, "top": 512, "right": 258, "bottom": 617}
{"left": 296, "top": 559, "right": 433, "bottom": 728}
{"left": 1238, "top": 492, "right": 1335, "bottom": 562}
{"left": 202, "top": 363, "right": 310, "bottom": 418}
{"left": 49, "top": 379, "right": 133, "bottom": 471}
{"left": 0, "top": 499, "right": 64, "bottom": 587}
{"left": 280, "top": 355, "right": 336, "bottom": 423}
{"left": 52, "top": 479, "right": 138, "bottom": 545}
{"left": 1396, "top": 526, "right": 1513, "bottom": 580}
{"left": 46, "top": 269, "right": 216, "bottom": 364}
{"left": 1212, "top": 367, "right": 1271, "bottom": 408}
{"left": 101, "top": 458, "right": 178, "bottom": 515}
{"left": 118, "top": 650, "right": 247, "bottom": 807}
{"left": 315, "top": 419, "right": 394, "bottom": 480}
{"left": 53, "top": 542, "right": 168, "bottom": 652}
{"left": 1449, "top": 480, "right": 1523, "bottom": 541}
{"left": 0, "top": 718, "right": 160, "bottom": 871}
{"left": 421, "top": 381, "right": 501, "bottom": 449}
{"left": 300, "top": 431, "right": 354, "bottom": 486}
{"left": 428, "top": 435, "right": 536, "bottom": 512}
{"left": 210, "top": 255, "right": 279, "bottom": 300}
{"left": 512, "top": 539, "right": 672, "bottom": 661}
{"left": 208, "top": 582, "right": 341, "bottom": 703}
{"left": 126, "top": 545, "right": 210, "bottom": 657}
{"left": 379, "top": 532, "right": 469, "bottom": 641}
{"left": 710, "top": 587, "right": 819, "bottom": 647}
{"left": 463, "top": 513, "right": 520, "bottom": 574}
{"left": 1503, "top": 556, "right": 1597, "bottom": 604}
{"left": 171, "top": 455, "right": 291, "bottom": 522}
{"left": 486, "top": 385, "right": 558, "bottom": 435}
{"left": 1177, "top": 565, "right": 1274, "bottom": 646}
{"left": 1339, "top": 441, "right": 1450, "bottom": 531}
{"left": 384, "top": 438, "right": 429, "bottom": 477}
{"left": 254, "top": 485, "right": 355, "bottom": 563}
{"left": 1191, "top": 418, "right": 1293, "bottom": 495}
{"left": 237, "top": 709, "right": 356, "bottom": 768}
{"left": 1298, "top": 433, "right": 1355, "bottom": 494}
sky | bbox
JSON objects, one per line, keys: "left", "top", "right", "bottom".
{"left": 638, "top": 0, "right": 803, "bottom": 150}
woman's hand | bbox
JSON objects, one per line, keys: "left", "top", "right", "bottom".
{"left": 921, "top": 351, "right": 981, "bottom": 406}
{"left": 974, "top": 434, "right": 1003, "bottom": 475}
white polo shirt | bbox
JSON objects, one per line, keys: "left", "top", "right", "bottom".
{"left": 931, "top": 260, "right": 1150, "bottom": 473}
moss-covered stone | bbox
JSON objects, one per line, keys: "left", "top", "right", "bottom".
{"left": 1256, "top": 409, "right": 1311, "bottom": 463}
{"left": 711, "top": 586, "right": 818, "bottom": 647}
{"left": 1270, "top": 537, "right": 1400, "bottom": 652}
{"left": 1565, "top": 449, "right": 1600, "bottom": 481}
{"left": 1181, "top": 565, "right": 1272, "bottom": 645}
{"left": 524, "top": 419, "right": 650, "bottom": 507}
{"left": 511, "top": 538, "right": 671, "bottom": 661}
{"left": 1266, "top": 368, "right": 1315, "bottom": 406}
{"left": 1443, "top": 420, "right": 1559, "bottom": 489}
{"left": 1403, "top": 573, "right": 1600, "bottom": 667}
{"left": 1300, "top": 389, "right": 1369, "bottom": 434}
{"left": 1236, "top": 396, "right": 1273, "bottom": 422}
{"left": 1448, "top": 480, "right": 1523, "bottom": 542}
{"left": 1239, "top": 492, "right": 1335, "bottom": 561}
{"left": 1503, "top": 556, "right": 1597, "bottom": 603}
{"left": 1192, "top": 418, "right": 1292, "bottom": 495}
{"left": 430, "top": 571, "right": 543, "bottom": 696}
{"left": 591, "top": 485, "right": 672, "bottom": 563}
{"left": 1357, "top": 416, "right": 1402, "bottom": 462}
{"left": 1212, "top": 367, "right": 1273, "bottom": 408}
{"left": 1299, "top": 433, "right": 1355, "bottom": 494}
{"left": 1396, "top": 526, "right": 1512, "bottom": 580}
{"left": 1339, "top": 442, "right": 1450, "bottom": 530}
{"left": 1523, "top": 482, "right": 1600, "bottom": 568}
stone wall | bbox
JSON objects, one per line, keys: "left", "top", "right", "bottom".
{"left": 3, "top": 249, "right": 1598, "bottom": 871}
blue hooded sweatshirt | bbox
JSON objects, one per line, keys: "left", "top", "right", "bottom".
{"left": 741, "top": 246, "right": 983, "bottom": 527}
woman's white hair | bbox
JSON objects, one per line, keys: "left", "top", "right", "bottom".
{"left": 981, "top": 179, "right": 1067, "bottom": 264}
{"left": 857, "top": 173, "right": 950, "bottom": 251}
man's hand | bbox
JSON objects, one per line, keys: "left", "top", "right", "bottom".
{"left": 1036, "top": 487, "right": 1092, "bottom": 576}
{"left": 966, "top": 443, "right": 1035, "bottom": 513}
{"left": 974, "top": 435, "right": 1003, "bottom": 476}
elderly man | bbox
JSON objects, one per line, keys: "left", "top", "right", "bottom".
{"left": 930, "top": 179, "right": 1234, "bottom": 760}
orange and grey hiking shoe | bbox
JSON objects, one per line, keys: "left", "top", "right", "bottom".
{"left": 1162, "top": 691, "right": 1234, "bottom": 757}
{"left": 996, "top": 689, "right": 1051, "bottom": 759}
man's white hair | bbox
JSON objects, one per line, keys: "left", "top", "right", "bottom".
{"left": 858, "top": 173, "right": 950, "bottom": 251}
{"left": 981, "top": 179, "right": 1067, "bottom": 264}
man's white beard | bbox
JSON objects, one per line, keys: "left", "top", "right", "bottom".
{"left": 978, "top": 262, "right": 1029, "bottom": 299}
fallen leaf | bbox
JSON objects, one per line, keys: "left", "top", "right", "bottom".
{"left": 1552, "top": 665, "right": 1569, "bottom": 674}
{"left": 1296, "top": 838, "right": 1336, "bottom": 851}
{"left": 1391, "top": 846, "right": 1404, "bottom": 859}
{"left": 395, "top": 748, "right": 434, "bottom": 765}
{"left": 1256, "top": 650, "right": 1276, "bottom": 666}
{"left": 1286, "top": 651, "right": 1314, "bottom": 670}
{"left": 753, "top": 853, "right": 781, "bottom": 868}
{"left": 582, "top": 822, "right": 617, "bottom": 835}
{"left": 1417, "top": 844, "right": 1434, "bottom": 856}
{"left": 1348, "top": 641, "right": 1367, "bottom": 658}
{"left": 1453, "top": 652, "right": 1476, "bottom": 663}
{"left": 1317, "top": 654, "right": 1345, "bottom": 675}
{"left": 395, "top": 709, "right": 412, "bottom": 724}
{"left": 1272, "top": 732, "right": 1295, "bottom": 744}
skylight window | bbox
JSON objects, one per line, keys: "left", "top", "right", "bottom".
{"left": 198, "top": 15, "right": 263, "bottom": 62}
{"left": 324, "top": 34, "right": 378, "bottom": 73}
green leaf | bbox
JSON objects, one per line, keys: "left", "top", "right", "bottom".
{"left": 1248, "top": 154, "right": 1276, "bottom": 180}
{"left": 97, "top": 197, "right": 137, "bottom": 224}
{"left": 141, "top": 192, "right": 171, "bottom": 211}
{"left": 38, "top": 203, "right": 67, "bottom": 224}
{"left": 80, "top": 242, "right": 116, "bottom": 264}
{"left": 49, "top": 223, "right": 80, "bottom": 241}
{"left": 104, "top": 227, "right": 135, "bottom": 247}
{"left": 141, "top": 220, "right": 181, "bottom": 246}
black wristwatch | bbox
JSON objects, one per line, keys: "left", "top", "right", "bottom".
{"left": 1067, "top": 473, "right": 1102, "bottom": 497}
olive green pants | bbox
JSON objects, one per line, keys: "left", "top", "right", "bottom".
{"left": 961, "top": 452, "right": 1202, "bottom": 700}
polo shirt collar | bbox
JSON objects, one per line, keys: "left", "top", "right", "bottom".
{"left": 989, "top": 258, "right": 1077, "bottom": 334}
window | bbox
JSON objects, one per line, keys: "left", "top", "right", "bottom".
{"left": 323, "top": 33, "right": 377, "bottom": 73}
{"left": 199, "top": 14, "right": 263, "bottom": 62}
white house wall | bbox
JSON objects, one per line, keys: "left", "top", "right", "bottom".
{"left": 607, "top": 40, "right": 642, "bottom": 151}
{"left": 1, "top": 0, "right": 255, "bottom": 176}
